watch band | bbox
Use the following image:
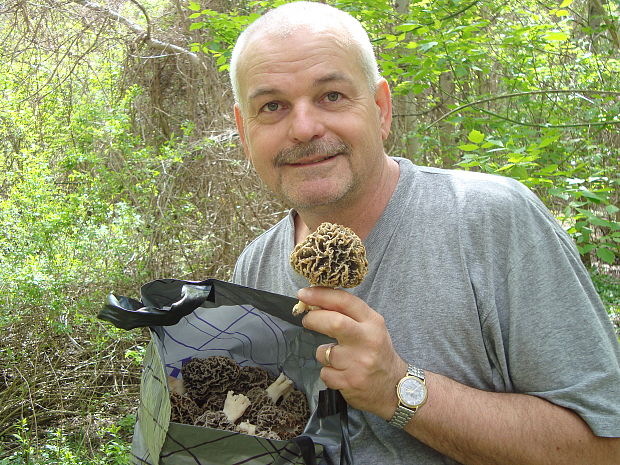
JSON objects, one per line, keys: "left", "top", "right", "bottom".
{"left": 388, "top": 364, "right": 426, "bottom": 429}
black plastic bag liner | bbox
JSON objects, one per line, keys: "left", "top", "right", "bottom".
{"left": 99, "top": 278, "right": 353, "bottom": 465}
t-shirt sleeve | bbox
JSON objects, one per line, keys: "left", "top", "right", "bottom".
{"left": 502, "top": 238, "right": 619, "bottom": 436}
{"left": 475, "top": 181, "right": 620, "bottom": 437}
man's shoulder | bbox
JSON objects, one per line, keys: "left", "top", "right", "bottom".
{"left": 233, "top": 213, "right": 293, "bottom": 285}
{"left": 239, "top": 214, "right": 291, "bottom": 257}
{"left": 412, "top": 164, "right": 544, "bottom": 215}
{"left": 417, "top": 164, "right": 528, "bottom": 196}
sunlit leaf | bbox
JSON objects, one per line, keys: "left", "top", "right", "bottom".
{"left": 468, "top": 130, "right": 485, "bottom": 144}
{"left": 544, "top": 31, "right": 569, "bottom": 42}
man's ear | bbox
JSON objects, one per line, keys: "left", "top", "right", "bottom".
{"left": 375, "top": 79, "right": 392, "bottom": 141}
{"left": 234, "top": 103, "right": 250, "bottom": 158}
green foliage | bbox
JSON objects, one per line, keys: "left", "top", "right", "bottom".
{"left": 186, "top": 0, "right": 620, "bottom": 266}
{"left": 0, "top": 418, "right": 131, "bottom": 465}
{"left": 591, "top": 271, "right": 620, "bottom": 310}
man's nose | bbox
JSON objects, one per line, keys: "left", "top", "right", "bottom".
{"left": 288, "top": 102, "right": 326, "bottom": 143}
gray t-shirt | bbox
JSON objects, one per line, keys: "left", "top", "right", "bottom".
{"left": 233, "top": 158, "right": 620, "bottom": 464}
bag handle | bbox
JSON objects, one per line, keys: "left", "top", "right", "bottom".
{"left": 99, "top": 279, "right": 302, "bottom": 330}
{"left": 318, "top": 389, "right": 354, "bottom": 465}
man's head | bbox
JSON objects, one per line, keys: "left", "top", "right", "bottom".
{"left": 230, "top": 1, "right": 381, "bottom": 114}
{"left": 230, "top": 1, "right": 393, "bottom": 214}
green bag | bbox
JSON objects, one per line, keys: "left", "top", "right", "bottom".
{"left": 99, "top": 279, "right": 353, "bottom": 465}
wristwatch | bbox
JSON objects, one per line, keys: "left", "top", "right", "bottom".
{"left": 388, "top": 364, "right": 427, "bottom": 429}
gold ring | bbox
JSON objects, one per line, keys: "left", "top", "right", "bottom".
{"left": 324, "top": 343, "right": 337, "bottom": 367}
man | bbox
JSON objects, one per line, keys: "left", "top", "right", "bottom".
{"left": 229, "top": 2, "right": 620, "bottom": 464}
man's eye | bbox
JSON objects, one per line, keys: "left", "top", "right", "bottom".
{"left": 326, "top": 92, "right": 341, "bottom": 102}
{"left": 263, "top": 102, "right": 280, "bottom": 112}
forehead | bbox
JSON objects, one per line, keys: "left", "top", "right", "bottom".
{"left": 237, "top": 28, "right": 365, "bottom": 103}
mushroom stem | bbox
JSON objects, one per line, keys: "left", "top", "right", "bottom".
{"left": 266, "top": 373, "right": 294, "bottom": 403}
{"left": 291, "top": 300, "right": 323, "bottom": 316}
{"left": 223, "top": 390, "right": 251, "bottom": 423}
{"left": 236, "top": 421, "right": 257, "bottom": 435}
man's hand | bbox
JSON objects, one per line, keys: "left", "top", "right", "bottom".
{"left": 298, "top": 286, "right": 407, "bottom": 420}
{"left": 298, "top": 287, "right": 620, "bottom": 465}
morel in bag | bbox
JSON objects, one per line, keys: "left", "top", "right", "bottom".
{"left": 168, "top": 356, "right": 310, "bottom": 440}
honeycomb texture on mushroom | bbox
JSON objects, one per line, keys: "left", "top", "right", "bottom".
{"left": 290, "top": 222, "right": 368, "bottom": 288}
{"left": 170, "top": 356, "right": 310, "bottom": 440}
{"left": 182, "top": 356, "right": 240, "bottom": 404}
{"left": 255, "top": 405, "right": 302, "bottom": 440}
{"left": 201, "top": 393, "right": 226, "bottom": 412}
{"left": 254, "top": 428, "right": 282, "bottom": 441}
{"left": 243, "top": 386, "right": 272, "bottom": 423}
{"left": 194, "top": 410, "right": 235, "bottom": 430}
{"left": 280, "top": 390, "right": 310, "bottom": 420}
{"left": 170, "top": 392, "right": 202, "bottom": 424}
{"left": 237, "top": 365, "right": 272, "bottom": 392}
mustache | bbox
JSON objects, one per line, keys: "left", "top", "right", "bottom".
{"left": 274, "top": 139, "right": 351, "bottom": 166}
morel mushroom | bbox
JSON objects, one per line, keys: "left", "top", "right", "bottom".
{"left": 170, "top": 392, "right": 202, "bottom": 424}
{"left": 237, "top": 365, "right": 271, "bottom": 392}
{"left": 243, "top": 373, "right": 293, "bottom": 423}
{"left": 223, "top": 390, "right": 251, "bottom": 423}
{"left": 242, "top": 375, "right": 306, "bottom": 440}
{"left": 290, "top": 222, "right": 368, "bottom": 315}
{"left": 280, "top": 389, "right": 310, "bottom": 421}
{"left": 266, "top": 373, "right": 294, "bottom": 403}
{"left": 170, "top": 357, "right": 310, "bottom": 440}
{"left": 195, "top": 390, "right": 251, "bottom": 429}
{"left": 182, "top": 356, "right": 240, "bottom": 405}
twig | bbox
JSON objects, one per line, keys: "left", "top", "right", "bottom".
{"left": 71, "top": 0, "right": 204, "bottom": 67}
{"left": 426, "top": 89, "right": 620, "bottom": 129}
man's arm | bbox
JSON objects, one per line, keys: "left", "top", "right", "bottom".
{"left": 410, "top": 371, "right": 619, "bottom": 465}
{"left": 299, "top": 287, "right": 620, "bottom": 465}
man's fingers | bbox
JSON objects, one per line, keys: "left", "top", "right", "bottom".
{"left": 297, "top": 287, "right": 371, "bottom": 321}
{"left": 303, "top": 308, "right": 353, "bottom": 341}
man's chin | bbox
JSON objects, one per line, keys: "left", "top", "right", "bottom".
{"left": 279, "top": 185, "right": 355, "bottom": 211}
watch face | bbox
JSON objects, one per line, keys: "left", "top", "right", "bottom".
{"left": 398, "top": 377, "right": 427, "bottom": 408}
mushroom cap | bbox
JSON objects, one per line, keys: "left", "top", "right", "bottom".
{"left": 182, "top": 356, "right": 240, "bottom": 404}
{"left": 290, "top": 222, "right": 368, "bottom": 288}
{"left": 170, "top": 392, "right": 202, "bottom": 424}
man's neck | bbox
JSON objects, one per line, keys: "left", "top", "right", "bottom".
{"left": 294, "top": 157, "right": 400, "bottom": 244}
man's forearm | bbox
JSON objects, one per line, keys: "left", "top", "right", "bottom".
{"left": 405, "top": 371, "right": 619, "bottom": 465}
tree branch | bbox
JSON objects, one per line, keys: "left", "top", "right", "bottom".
{"left": 70, "top": 0, "right": 203, "bottom": 67}
{"left": 426, "top": 89, "right": 620, "bottom": 129}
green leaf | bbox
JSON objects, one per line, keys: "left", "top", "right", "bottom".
{"left": 496, "top": 163, "right": 515, "bottom": 172}
{"left": 606, "top": 205, "right": 620, "bottom": 214}
{"left": 468, "top": 130, "right": 485, "bottom": 144}
{"left": 458, "top": 144, "right": 479, "bottom": 152}
{"left": 188, "top": 1, "right": 201, "bottom": 11}
{"left": 419, "top": 41, "right": 438, "bottom": 52}
{"left": 559, "top": 0, "right": 574, "bottom": 7}
{"left": 578, "top": 244, "right": 596, "bottom": 254}
{"left": 580, "top": 189, "right": 605, "bottom": 203}
{"left": 189, "top": 21, "right": 203, "bottom": 29}
{"left": 588, "top": 216, "right": 612, "bottom": 228}
{"left": 396, "top": 23, "right": 421, "bottom": 33}
{"left": 538, "top": 136, "right": 559, "bottom": 148}
{"left": 544, "top": 31, "right": 569, "bottom": 42}
{"left": 509, "top": 166, "right": 528, "bottom": 179}
{"left": 596, "top": 247, "right": 616, "bottom": 265}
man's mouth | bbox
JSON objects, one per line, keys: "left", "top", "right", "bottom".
{"left": 290, "top": 153, "right": 340, "bottom": 166}
{"left": 274, "top": 139, "right": 350, "bottom": 167}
